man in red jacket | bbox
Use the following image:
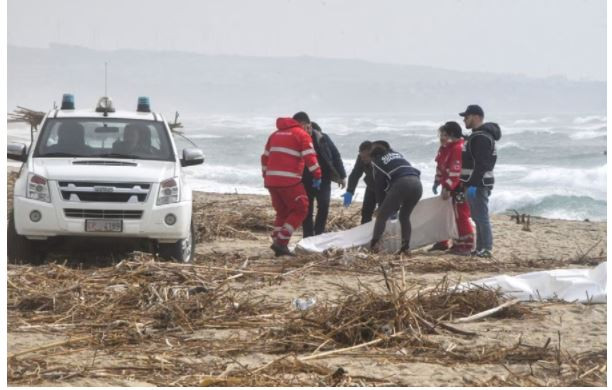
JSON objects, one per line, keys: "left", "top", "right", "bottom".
{"left": 261, "top": 117, "right": 323, "bottom": 256}
{"left": 430, "top": 121, "right": 475, "bottom": 255}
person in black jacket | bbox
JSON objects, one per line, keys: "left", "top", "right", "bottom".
{"left": 293, "top": 112, "right": 347, "bottom": 237}
{"left": 342, "top": 141, "right": 377, "bottom": 224}
{"left": 458, "top": 105, "right": 502, "bottom": 258}
{"left": 369, "top": 141, "right": 422, "bottom": 254}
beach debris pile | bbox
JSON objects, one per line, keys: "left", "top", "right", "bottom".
{"left": 8, "top": 252, "right": 605, "bottom": 386}
{"left": 191, "top": 195, "right": 360, "bottom": 243}
{"left": 192, "top": 197, "right": 274, "bottom": 241}
{"left": 264, "top": 272, "right": 528, "bottom": 354}
{"left": 6, "top": 174, "right": 607, "bottom": 386}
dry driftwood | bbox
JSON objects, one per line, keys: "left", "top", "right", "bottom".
{"left": 453, "top": 298, "right": 521, "bottom": 324}
{"left": 8, "top": 106, "right": 45, "bottom": 128}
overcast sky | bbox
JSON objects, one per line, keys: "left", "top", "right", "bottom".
{"left": 8, "top": 0, "right": 606, "bottom": 81}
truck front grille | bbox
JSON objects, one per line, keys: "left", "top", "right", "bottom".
{"left": 58, "top": 181, "right": 151, "bottom": 203}
{"left": 64, "top": 209, "right": 144, "bottom": 219}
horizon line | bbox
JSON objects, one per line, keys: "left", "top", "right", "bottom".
{"left": 7, "top": 42, "right": 607, "bottom": 84}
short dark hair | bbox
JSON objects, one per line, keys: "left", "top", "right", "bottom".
{"left": 311, "top": 121, "right": 321, "bottom": 132}
{"left": 370, "top": 145, "right": 389, "bottom": 159}
{"left": 440, "top": 121, "right": 463, "bottom": 138}
{"left": 292, "top": 111, "right": 310, "bottom": 124}
{"left": 372, "top": 140, "right": 390, "bottom": 150}
{"left": 359, "top": 141, "right": 372, "bottom": 152}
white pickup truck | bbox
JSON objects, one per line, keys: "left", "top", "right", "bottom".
{"left": 7, "top": 95, "right": 204, "bottom": 263}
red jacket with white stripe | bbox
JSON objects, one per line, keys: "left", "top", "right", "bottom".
{"left": 435, "top": 138, "right": 463, "bottom": 191}
{"left": 261, "top": 118, "right": 322, "bottom": 188}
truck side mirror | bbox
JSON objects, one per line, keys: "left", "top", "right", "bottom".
{"left": 8, "top": 143, "right": 27, "bottom": 162}
{"left": 181, "top": 148, "right": 205, "bottom": 167}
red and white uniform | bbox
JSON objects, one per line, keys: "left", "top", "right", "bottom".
{"left": 435, "top": 139, "right": 474, "bottom": 251}
{"left": 261, "top": 118, "right": 322, "bottom": 246}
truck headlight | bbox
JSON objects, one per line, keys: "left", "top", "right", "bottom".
{"left": 27, "top": 174, "right": 51, "bottom": 203}
{"left": 157, "top": 177, "right": 180, "bottom": 205}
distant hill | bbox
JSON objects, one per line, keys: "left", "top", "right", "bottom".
{"left": 8, "top": 44, "right": 606, "bottom": 115}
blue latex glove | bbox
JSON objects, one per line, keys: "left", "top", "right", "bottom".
{"left": 432, "top": 180, "right": 440, "bottom": 195}
{"left": 341, "top": 192, "right": 353, "bottom": 207}
{"left": 312, "top": 178, "right": 322, "bottom": 190}
{"left": 466, "top": 186, "right": 477, "bottom": 200}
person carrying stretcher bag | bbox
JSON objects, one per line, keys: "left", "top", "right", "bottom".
{"left": 369, "top": 141, "right": 422, "bottom": 255}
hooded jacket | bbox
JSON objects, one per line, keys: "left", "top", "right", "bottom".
{"left": 261, "top": 118, "right": 322, "bottom": 188}
{"left": 460, "top": 122, "right": 502, "bottom": 189}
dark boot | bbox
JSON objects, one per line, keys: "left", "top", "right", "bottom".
{"left": 270, "top": 243, "right": 281, "bottom": 256}
{"left": 428, "top": 242, "right": 449, "bottom": 252}
{"left": 449, "top": 245, "right": 472, "bottom": 257}
{"left": 370, "top": 238, "right": 381, "bottom": 253}
{"left": 397, "top": 241, "right": 411, "bottom": 256}
{"left": 271, "top": 243, "right": 295, "bottom": 257}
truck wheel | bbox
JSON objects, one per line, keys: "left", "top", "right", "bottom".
{"left": 158, "top": 220, "right": 195, "bottom": 263}
{"left": 7, "top": 211, "right": 44, "bottom": 264}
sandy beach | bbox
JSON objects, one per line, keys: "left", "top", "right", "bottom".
{"left": 6, "top": 170, "right": 607, "bottom": 386}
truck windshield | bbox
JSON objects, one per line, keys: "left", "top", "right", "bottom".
{"left": 34, "top": 118, "right": 175, "bottom": 161}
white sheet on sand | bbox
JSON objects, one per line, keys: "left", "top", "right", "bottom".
{"left": 460, "top": 262, "right": 607, "bottom": 303}
{"left": 296, "top": 197, "right": 458, "bottom": 253}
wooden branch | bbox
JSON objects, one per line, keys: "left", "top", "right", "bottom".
{"left": 437, "top": 322, "right": 478, "bottom": 337}
{"left": 298, "top": 331, "right": 405, "bottom": 362}
{"left": 7, "top": 106, "right": 45, "bottom": 129}
{"left": 453, "top": 299, "right": 521, "bottom": 324}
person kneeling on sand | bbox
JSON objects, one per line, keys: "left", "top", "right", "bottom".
{"left": 369, "top": 141, "right": 422, "bottom": 255}
{"left": 429, "top": 121, "right": 475, "bottom": 255}
{"left": 261, "top": 117, "right": 323, "bottom": 257}
{"left": 342, "top": 141, "right": 378, "bottom": 224}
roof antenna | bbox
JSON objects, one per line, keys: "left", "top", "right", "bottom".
{"left": 104, "top": 61, "right": 108, "bottom": 97}
{"left": 104, "top": 62, "right": 108, "bottom": 116}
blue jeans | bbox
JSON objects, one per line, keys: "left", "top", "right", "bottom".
{"left": 468, "top": 187, "right": 493, "bottom": 251}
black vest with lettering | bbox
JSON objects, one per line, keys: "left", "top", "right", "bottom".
{"left": 372, "top": 151, "right": 420, "bottom": 190}
{"left": 460, "top": 130, "right": 498, "bottom": 188}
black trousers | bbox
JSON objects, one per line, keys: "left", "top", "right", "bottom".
{"left": 302, "top": 179, "right": 332, "bottom": 238}
{"left": 372, "top": 175, "right": 423, "bottom": 247}
{"left": 361, "top": 188, "right": 377, "bottom": 224}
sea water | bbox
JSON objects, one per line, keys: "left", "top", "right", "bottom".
{"left": 7, "top": 113, "right": 607, "bottom": 221}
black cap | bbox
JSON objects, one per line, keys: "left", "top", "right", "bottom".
{"left": 459, "top": 104, "right": 484, "bottom": 117}
{"left": 292, "top": 111, "right": 310, "bottom": 124}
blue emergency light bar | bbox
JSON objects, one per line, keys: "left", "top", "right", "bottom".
{"left": 137, "top": 96, "right": 151, "bottom": 112}
{"left": 61, "top": 93, "right": 75, "bottom": 110}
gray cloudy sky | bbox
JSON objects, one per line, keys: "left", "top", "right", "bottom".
{"left": 8, "top": 0, "right": 606, "bottom": 80}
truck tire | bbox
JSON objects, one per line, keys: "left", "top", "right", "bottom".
{"left": 158, "top": 220, "right": 195, "bottom": 263}
{"left": 7, "top": 211, "right": 44, "bottom": 264}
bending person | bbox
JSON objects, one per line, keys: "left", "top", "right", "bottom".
{"left": 369, "top": 141, "right": 422, "bottom": 254}
{"left": 343, "top": 141, "right": 377, "bottom": 224}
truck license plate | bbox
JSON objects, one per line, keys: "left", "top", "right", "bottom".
{"left": 85, "top": 219, "right": 123, "bottom": 232}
